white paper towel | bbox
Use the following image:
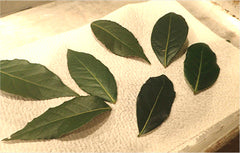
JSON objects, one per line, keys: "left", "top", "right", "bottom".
{"left": 0, "top": 1, "right": 239, "bottom": 152}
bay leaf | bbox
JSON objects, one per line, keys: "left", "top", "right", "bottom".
{"left": 184, "top": 43, "right": 220, "bottom": 94}
{"left": 151, "top": 12, "right": 188, "bottom": 67}
{"left": 3, "top": 96, "right": 111, "bottom": 140}
{"left": 137, "top": 75, "right": 175, "bottom": 136}
{"left": 67, "top": 50, "right": 117, "bottom": 103}
{"left": 0, "top": 59, "right": 78, "bottom": 100}
{"left": 91, "top": 20, "right": 150, "bottom": 64}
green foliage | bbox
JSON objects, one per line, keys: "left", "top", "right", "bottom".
{"left": 91, "top": 20, "right": 150, "bottom": 64}
{"left": 137, "top": 75, "right": 175, "bottom": 136}
{"left": 151, "top": 12, "right": 188, "bottom": 67}
{"left": 184, "top": 43, "right": 220, "bottom": 94}
{"left": 0, "top": 59, "right": 78, "bottom": 100}
{"left": 67, "top": 50, "right": 117, "bottom": 103}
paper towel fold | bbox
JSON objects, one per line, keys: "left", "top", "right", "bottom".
{"left": 0, "top": 1, "right": 239, "bottom": 152}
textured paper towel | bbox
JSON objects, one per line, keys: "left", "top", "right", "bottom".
{"left": 0, "top": 1, "right": 239, "bottom": 152}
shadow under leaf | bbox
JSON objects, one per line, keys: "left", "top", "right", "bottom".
{"left": 0, "top": 90, "right": 35, "bottom": 101}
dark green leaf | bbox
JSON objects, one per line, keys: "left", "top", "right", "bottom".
{"left": 184, "top": 43, "right": 220, "bottom": 94}
{"left": 137, "top": 75, "right": 175, "bottom": 136}
{"left": 91, "top": 20, "right": 150, "bottom": 64}
{"left": 151, "top": 12, "right": 188, "bottom": 67}
{"left": 3, "top": 96, "right": 111, "bottom": 140}
{"left": 0, "top": 59, "right": 78, "bottom": 100}
{"left": 67, "top": 50, "right": 117, "bottom": 103}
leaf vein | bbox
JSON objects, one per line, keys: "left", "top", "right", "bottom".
{"left": 194, "top": 47, "right": 204, "bottom": 93}
{"left": 139, "top": 79, "right": 165, "bottom": 136}
{"left": 0, "top": 71, "right": 69, "bottom": 94}
{"left": 92, "top": 23, "right": 140, "bottom": 56}
{"left": 10, "top": 107, "right": 110, "bottom": 139}
{"left": 73, "top": 56, "right": 115, "bottom": 102}
{"left": 164, "top": 14, "right": 172, "bottom": 67}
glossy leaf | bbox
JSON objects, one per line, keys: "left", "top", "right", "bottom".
{"left": 67, "top": 50, "right": 117, "bottom": 103}
{"left": 137, "top": 75, "right": 175, "bottom": 136}
{"left": 184, "top": 43, "right": 220, "bottom": 94}
{"left": 3, "top": 96, "right": 111, "bottom": 140}
{"left": 91, "top": 20, "right": 150, "bottom": 64}
{"left": 151, "top": 12, "right": 188, "bottom": 67}
{"left": 0, "top": 59, "right": 78, "bottom": 100}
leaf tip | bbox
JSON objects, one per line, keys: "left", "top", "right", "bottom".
{"left": 73, "top": 92, "right": 80, "bottom": 97}
{"left": 142, "top": 56, "right": 151, "bottom": 64}
{"left": 2, "top": 138, "right": 10, "bottom": 141}
{"left": 145, "top": 59, "right": 151, "bottom": 65}
{"left": 67, "top": 49, "right": 75, "bottom": 55}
